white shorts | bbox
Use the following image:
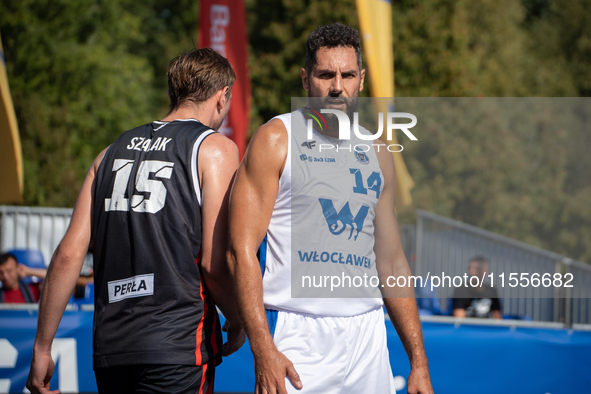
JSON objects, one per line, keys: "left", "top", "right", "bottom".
{"left": 269, "top": 307, "right": 396, "bottom": 394}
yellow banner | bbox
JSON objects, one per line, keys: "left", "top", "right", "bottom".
{"left": 0, "top": 32, "right": 24, "bottom": 204}
{"left": 356, "top": 0, "right": 414, "bottom": 207}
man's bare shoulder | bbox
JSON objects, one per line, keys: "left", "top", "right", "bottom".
{"left": 250, "top": 118, "right": 288, "bottom": 152}
{"left": 243, "top": 118, "right": 288, "bottom": 173}
{"left": 199, "top": 132, "right": 239, "bottom": 163}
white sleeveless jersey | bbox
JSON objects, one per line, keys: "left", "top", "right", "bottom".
{"left": 261, "top": 109, "right": 384, "bottom": 317}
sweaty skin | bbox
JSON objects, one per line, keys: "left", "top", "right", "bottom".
{"left": 228, "top": 119, "right": 297, "bottom": 394}
{"left": 228, "top": 46, "right": 433, "bottom": 394}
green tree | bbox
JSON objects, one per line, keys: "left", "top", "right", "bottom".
{"left": 0, "top": 0, "right": 198, "bottom": 207}
{"left": 245, "top": 0, "right": 369, "bottom": 135}
{"left": 1, "top": 0, "right": 589, "bottom": 262}
{"left": 523, "top": 0, "right": 591, "bottom": 96}
{"left": 397, "top": 98, "right": 591, "bottom": 262}
{"left": 390, "top": 0, "right": 591, "bottom": 262}
{"left": 1, "top": 0, "right": 152, "bottom": 205}
{"left": 392, "top": 0, "right": 576, "bottom": 97}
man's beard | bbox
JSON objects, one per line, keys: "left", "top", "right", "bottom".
{"left": 307, "top": 94, "right": 360, "bottom": 138}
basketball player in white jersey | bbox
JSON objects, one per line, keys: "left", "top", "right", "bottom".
{"left": 228, "top": 23, "right": 433, "bottom": 394}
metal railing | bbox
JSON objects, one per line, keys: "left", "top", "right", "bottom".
{"left": 2, "top": 205, "right": 589, "bottom": 325}
{"left": 0, "top": 205, "right": 73, "bottom": 266}
{"left": 406, "top": 210, "right": 591, "bottom": 325}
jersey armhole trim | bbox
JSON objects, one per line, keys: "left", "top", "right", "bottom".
{"left": 272, "top": 115, "right": 291, "bottom": 183}
{"left": 191, "top": 129, "right": 217, "bottom": 207}
{"left": 97, "top": 145, "right": 111, "bottom": 169}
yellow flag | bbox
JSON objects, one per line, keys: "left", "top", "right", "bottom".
{"left": 0, "top": 32, "right": 23, "bottom": 204}
{"left": 356, "top": 0, "right": 414, "bottom": 207}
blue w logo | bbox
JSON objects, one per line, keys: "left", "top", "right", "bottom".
{"left": 318, "top": 198, "right": 369, "bottom": 241}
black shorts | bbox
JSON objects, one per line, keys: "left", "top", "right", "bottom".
{"left": 94, "top": 363, "right": 215, "bottom": 394}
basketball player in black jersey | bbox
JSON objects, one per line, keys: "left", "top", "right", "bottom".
{"left": 27, "top": 48, "right": 245, "bottom": 394}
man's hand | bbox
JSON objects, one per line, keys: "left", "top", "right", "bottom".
{"left": 407, "top": 364, "right": 434, "bottom": 394}
{"left": 18, "top": 263, "right": 31, "bottom": 279}
{"left": 222, "top": 320, "right": 246, "bottom": 356}
{"left": 18, "top": 263, "right": 47, "bottom": 281}
{"left": 254, "top": 349, "right": 302, "bottom": 394}
{"left": 26, "top": 351, "right": 59, "bottom": 394}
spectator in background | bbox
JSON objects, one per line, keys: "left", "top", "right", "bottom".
{"left": 0, "top": 252, "right": 46, "bottom": 303}
{"left": 73, "top": 254, "right": 94, "bottom": 299}
{"left": 453, "top": 256, "right": 502, "bottom": 319}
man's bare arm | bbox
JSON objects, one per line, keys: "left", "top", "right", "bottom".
{"left": 27, "top": 148, "right": 107, "bottom": 394}
{"left": 373, "top": 143, "right": 434, "bottom": 394}
{"left": 227, "top": 119, "right": 302, "bottom": 394}
{"left": 198, "top": 133, "right": 245, "bottom": 356}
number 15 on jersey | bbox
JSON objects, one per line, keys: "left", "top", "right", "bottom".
{"left": 105, "top": 159, "right": 175, "bottom": 214}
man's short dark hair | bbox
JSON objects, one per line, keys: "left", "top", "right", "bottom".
{"left": 305, "top": 23, "right": 362, "bottom": 73}
{"left": 469, "top": 255, "right": 489, "bottom": 266}
{"left": 0, "top": 253, "right": 17, "bottom": 266}
{"left": 167, "top": 48, "right": 236, "bottom": 112}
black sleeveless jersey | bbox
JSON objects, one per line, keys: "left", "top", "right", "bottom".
{"left": 92, "top": 119, "right": 222, "bottom": 369}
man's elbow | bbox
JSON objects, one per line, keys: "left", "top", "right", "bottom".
{"left": 50, "top": 244, "right": 85, "bottom": 270}
{"left": 226, "top": 244, "right": 258, "bottom": 278}
{"left": 226, "top": 248, "right": 238, "bottom": 278}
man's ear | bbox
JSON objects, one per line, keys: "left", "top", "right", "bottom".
{"left": 218, "top": 86, "right": 230, "bottom": 110}
{"left": 301, "top": 68, "right": 309, "bottom": 92}
{"left": 359, "top": 68, "right": 366, "bottom": 93}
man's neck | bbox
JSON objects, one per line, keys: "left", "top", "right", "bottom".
{"left": 161, "top": 103, "right": 215, "bottom": 127}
